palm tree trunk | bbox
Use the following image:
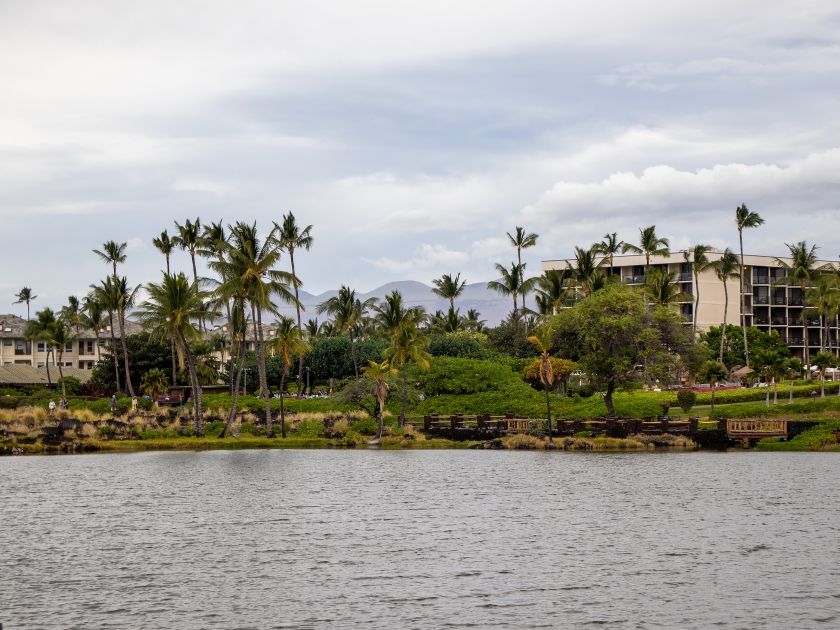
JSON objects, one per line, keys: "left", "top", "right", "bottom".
{"left": 821, "top": 371, "right": 825, "bottom": 397}
{"left": 512, "top": 294, "right": 519, "bottom": 357}
{"left": 280, "top": 370, "right": 287, "bottom": 438}
{"left": 739, "top": 230, "right": 750, "bottom": 367}
{"left": 222, "top": 338, "right": 246, "bottom": 438}
{"left": 693, "top": 271, "right": 701, "bottom": 336}
{"left": 765, "top": 377, "right": 769, "bottom": 407}
{"left": 170, "top": 335, "right": 178, "bottom": 386}
{"left": 802, "top": 281, "right": 810, "bottom": 378}
{"left": 400, "top": 361, "right": 407, "bottom": 428}
{"left": 58, "top": 348, "right": 66, "bottom": 399}
{"left": 349, "top": 329, "right": 359, "bottom": 378}
{"left": 180, "top": 330, "right": 204, "bottom": 436}
{"left": 773, "top": 378, "right": 778, "bottom": 405}
{"left": 255, "top": 304, "right": 274, "bottom": 437}
{"left": 543, "top": 360, "right": 553, "bottom": 446}
{"left": 118, "top": 313, "right": 135, "bottom": 397}
{"left": 290, "top": 251, "right": 304, "bottom": 397}
{"left": 711, "top": 384, "right": 716, "bottom": 411}
{"left": 106, "top": 313, "right": 120, "bottom": 392}
{"left": 44, "top": 346, "right": 53, "bottom": 389}
{"left": 375, "top": 396, "right": 384, "bottom": 440}
{"left": 719, "top": 283, "right": 729, "bottom": 364}
{"left": 789, "top": 378, "right": 794, "bottom": 404}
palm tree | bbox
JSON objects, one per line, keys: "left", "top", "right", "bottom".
{"left": 643, "top": 268, "right": 693, "bottom": 307}
{"left": 141, "top": 368, "right": 169, "bottom": 407}
{"left": 304, "top": 318, "right": 320, "bottom": 339}
{"left": 686, "top": 245, "right": 714, "bottom": 335}
{"left": 361, "top": 359, "right": 396, "bottom": 444}
{"left": 219, "top": 300, "right": 247, "bottom": 437}
{"left": 266, "top": 316, "right": 312, "bottom": 438}
{"left": 565, "top": 247, "right": 607, "bottom": 297}
{"left": 812, "top": 351, "right": 834, "bottom": 398}
{"left": 713, "top": 249, "right": 741, "bottom": 363}
{"left": 786, "top": 357, "right": 804, "bottom": 404}
{"left": 379, "top": 300, "right": 430, "bottom": 426}
{"left": 13, "top": 287, "right": 37, "bottom": 320}
{"left": 135, "top": 272, "right": 216, "bottom": 436}
{"left": 735, "top": 204, "right": 764, "bottom": 367}
{"left": 60, "top": 296, "right": 83, "bottom": 335}
{"left": 92, "top": 240, "right": 127, "bottom": 277}
{"left": 273, "top": 212, "right": 313, "bottom": 396}
{"left": 152, "top": 230, "right": 175, "bottom": 274}
{"left": 487, "top": 262, "right": 534, "bottom": 350}
{"left": 805, "top": 275, "right": 839, "bottom": 353}
{"left": 115, "top": 277, "right": 140, "bottom": 398}
{"left": 698, "top": 360, "right": 728, "bottom": 411}
{"left": 465, "top": 308, "right": 486, "bottom": 332}
{"left": 24, "top": 308, "right": 57, "bottom": 389}
{"left": 89, "top": 278, "right": 122, "bottom": 392}
{"left": 173, "top": 218, "right": 202, "bottom": 282}
{"left": 216, "top": 222, "right": 299, "bottom": 431}
{"left": 623, "top": 225, "right": 670, "bottom": 278}
{"left": 80, "top": 296, "right": 107, "bottom": 363}
{"left": 431, "top": 273, "right": 467, "bottom": 308}
{"left": 527, "top": 323, "right": 556, "bottom": 444}
{"left": 752, "top": 348, "right": 782, "bottom": 407}
{"left": 46, "top": 320, "right": 76, "bottom": 400}
{"left": 317, "top": 286, "right": 377, "bottom": 378}
{"left": 535, "top": 270, "right": 574, "bottom": 315}
{"left": 774, "top": 241, "right": 830, "bottom": 376}
{"left": 592, "top": 232, "right": 627, "bottom": 271}
{"left": 507, "top": 227, "right": 538, "bottom": 311}
{"left": 199, "top": 220, "right": 235, "bottom": 384}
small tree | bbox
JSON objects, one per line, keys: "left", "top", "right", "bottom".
{"left": 812, "top": 351, "right": 834, "bottom": 398}
{"left": 266, "top": 316, "right": 311, "bottom": 438}
{"left": 361, "top": 360, "right": 396, "bottom": 444}
{"left": 698, "top": 360, "right": 728, "bottom": 411}
{"left": 141, "top": 368, "right": 169, "bottom": 407}
{"left": 676, "top": 389, "right": 697, "bottom": 414}
{"left": 786, "top": 358, "right": 804, "bottom": 404}
{"left": 527, "top": 324, "right": 556, "bottom": 447}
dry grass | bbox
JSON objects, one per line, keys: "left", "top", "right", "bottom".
{"left": 402, "top": 424, "right": 425, "bottom": 441}
{"left": 80, "top": 423, "right": 97, "bottom": 438}
{"left": 71, "top": 408, "right": 97, "bottom": 422}
{"left": 505, "top": 434, "right": 550, "bottom": 450}
{"left": 562, "top": 436, "right": 651, "bottom": 450}
{"left": 629, "top": 433, "right": 697, "bottom": 448}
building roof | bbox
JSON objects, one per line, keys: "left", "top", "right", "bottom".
{"left": 0, "top": 364, "right": 92, "bottom": 385}
{"left": 0, "top": 314, "right": 143, "bottom": 340}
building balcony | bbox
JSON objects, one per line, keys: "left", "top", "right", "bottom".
{"left": 771, "top": 297, "right": 787, "bottom": 305}
{"left": 678, "top": 272, "right": 692, "bottom": 281}
{"left": 754, "top": 316, "right": 770, "bottom": 325}
{"left": 787, "top": 338, "right": 804, "bottom": 346}
{"left": 753, "top": 275, "right": 770, "bottom": 284}
{"left": 771, "top": 318, "right": 788, "bottom": 325}
{"left": 753, "top": 296, "right": 769, "bottom": 305}
{"left": 623, "top": 275, "right": 646, "bottom": 284}
{"left": 743, "top": 306, "right": 753, "bottom": 315}
{"left": 788, "top": 297, "right": 804, "bottom": 306}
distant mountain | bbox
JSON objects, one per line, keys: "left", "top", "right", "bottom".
{"left": 275, "top": 280, "right": 515, "bottom": 326}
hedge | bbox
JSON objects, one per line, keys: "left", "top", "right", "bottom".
{"left": 710, "top": 397, "right": 840, "bottom": 419}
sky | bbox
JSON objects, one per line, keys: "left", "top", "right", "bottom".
{"left": 2, "top": 0, "right": 840, "bottom": 317}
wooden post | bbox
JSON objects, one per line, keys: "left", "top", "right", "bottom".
{"left": 423, "top": 415, "right": 431, "bottom": 431}
{"left": 688, "top": 417, "right": 698, "bottom": 433}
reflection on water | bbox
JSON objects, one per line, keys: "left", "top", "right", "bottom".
{"left": 2, "top": 450, "right": 839, "bottom": 629}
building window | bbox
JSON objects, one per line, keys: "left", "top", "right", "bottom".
{"left": 98, "top": 339, "right": 106, "bottom": 347}
{"left": 65, "top": 343, "right": 73, "bottom": 353}
{"left": 3, "top": 340, "right": 11, "bottom": 346}
{"left": 37, "top": 361, "right": 45, "bottom": 367}
{"left": 37, "top": 342, "right": 47, "bottom": 352}
{"left": 87, "top": 341, "right": 94, "bottom": 353}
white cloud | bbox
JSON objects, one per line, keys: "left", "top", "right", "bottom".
{"left": 363, "top": 244, "right": 469, "bottom": 274}
{"left": 172, "top": 178, "right": 230, "bottom": 195}
{"left": 125, "top": 237, "right": 147, "bottom": 253}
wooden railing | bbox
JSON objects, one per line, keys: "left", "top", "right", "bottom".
{"left": 725, "top": 419, "right": 788, "bottom": 437}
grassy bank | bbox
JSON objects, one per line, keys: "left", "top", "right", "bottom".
{"left": 756, "top": 418, "right": 840, "bottom": 451}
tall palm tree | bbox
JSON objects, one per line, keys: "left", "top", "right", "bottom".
{"left": 60, "top": 296, "right": 83, "bottom": 335}
{"left": 304, "top": 318, "right": 320, "bottom": 339}
{"left": 152, "top": 230, "right": 175, "bottom": 274}
{"left": 216, "top": 222, "right": 299, "bottom": 431}
{"left": 199, "top": 220, "right": 235, "bottom": 383}
{"left": 47, "top": 320, "right": 76, "bottom": 400}
{"left": 361, "top": 359, "right": 396, "bottom": 444}
{"left": 698, "top": 360, "right": 728, "bottom": 411}
{"left": 273, "top": 212, "right": 313, "bottom": 395}
{"left": 714, "top": 249, "right": 741, "bottom": 363}
{"left": 136, "top": 272, "right": 216, "bottom": 436}
{"left": 317, "top": 286, "right": 377, "bottom": 378}
{"left": 383, "top": 322, "right": 431, "bottom": 427}
{"left": 24, "top": 308, "right": 57, "bottom": 389}
{"left": 735, "top": 204, "right": 764, "bottom": 367}
{"left": 80, "top": 295, "right": 107, "bottom": 363}
{"left": 565, "top": 247, "right": 607, "bottom": 297}
{"left": 686, "top": 245, "right": 714, "bottom": 335}
{"left": 92, "top": 240, "right": 127, "bottom": 277}
{"left": 13, "top": 287, "right": 37, "bottom": 320}
{"left": 623, "top": 225, "right": 670, "bottom": 278}
{"left": 535, "top": 269, "right": 575, "bottom": 315}
{"left": 643, "top": 269, "right": 693, "bottom": 307}
{"left": 752, "top": 348, "right": 781, "bottom": 407}
{"left": 487, "top": 262, "right": 534, "bottom": 350}
{"left": 592, "top": 232, "right": 627, "bottom": 271}
{"left": 141, "top": 368, "right": 169, "bottom": 407}
{"left": 115, "top": 277, "right": 140, "bottom": 398}
{"left": 774, "top": 241, "right": 829, "bottom": 375}
{"left": 90, "top": 278, "right": 122, "bottom": 392}
{"left": 805, "top": 275, "right": 839, "bottom": 353}
{"left": 219, "top": 299, "right": 247, "bottom": 437}
{"left": 465, "top": 308, "right": 486, "bottom": 332}
{"left": 431, "top": 273, "right": 467, "bottom": 308}
{"left": 173, "top": 218, "right": 202, "bottom": 282}
{"left": 266, "top": 316, "right": 312, "bottom": 438}
{"left": 507, "top": 227, "right": 538, "bottom": 310}
{"left": 527, "top": 323, "right": 556, "bottom": 445}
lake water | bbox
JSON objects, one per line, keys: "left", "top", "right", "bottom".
{"left": 2, "top": 449, "right": 839, "bottom": 629}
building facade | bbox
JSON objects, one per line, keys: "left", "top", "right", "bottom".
{"left": 542, "top": 249, "right": 838, "bottom": 361}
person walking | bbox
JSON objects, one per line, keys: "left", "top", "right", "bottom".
{"left": 131, "top": 395, "right": 137, "bottom": 411}
{"left": 110, "top": 394, "right": 117, "bottom": 413}
{"left": 48, "top": 399, "right": 56, "bottom": 415}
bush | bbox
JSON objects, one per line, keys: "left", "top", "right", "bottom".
{"left": 140, "top": 429, "right": 161, "bottom": 440}
{"left": 428, "top": 334, "right": 488, "bottom": 359}
{"left": 351, "top": 416, "right": 378, "bottom": 435}
{"left": 204, "top": 420, "right": 226, "bottom": 438}
{"left": 295, "top": 418, "right": 325, "bottom": 438}
{"left": 408, "top": 357, "right": 528, "bottom": 396}
{"left": 55, "top": 376, "right": 83, "bottom": 397}
{"left": 676, "top": 389, "right": 697, "bottom": 413}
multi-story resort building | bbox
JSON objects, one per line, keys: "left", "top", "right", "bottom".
{"left": 542, "top": 249, "right": 838, "bottom": 361}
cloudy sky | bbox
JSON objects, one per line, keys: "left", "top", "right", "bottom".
{"left": 2, "top": 0, "right": 840, "bottom": 315}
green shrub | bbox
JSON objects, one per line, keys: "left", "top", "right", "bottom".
{"left": 163, "top": 429, "right": 180, "bottom": 439}
{"left": 676, "top": 389, "right": 697, "bottom": 413}
{"left": 295, "top": 418, "right": 325, "bottom": 438}
{"left": 351, "top": 417, "right": 378, "bottom": 435}
{"left": 97, "top": 425, "right": 112, "bottom": 437}
{"left": 239, "top": 422, "right": 264, "bottom": 436}
{"left": 0, "top": 396, "right": 20, "bottom": 409}
{"left": 757, "top": 418, "right": 840, "bottom": 451}
{"left": 408, "top": 357, "right": 527, "bottom": 396}
{"left": 204, "top": 420, "right": 226, "bottom": 438}
{"left": 139, "top": 429, "right": 161, "bottom": 440}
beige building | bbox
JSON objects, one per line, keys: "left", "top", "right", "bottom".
{"left": 542, "top": 250, "right": 838, "bottom": 361}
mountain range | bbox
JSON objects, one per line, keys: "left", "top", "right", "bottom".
{"left": 274, "top": 280, "right": 517, "bottom": 327}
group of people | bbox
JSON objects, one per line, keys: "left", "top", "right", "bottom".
{"left": 47, "top": 398, "right": 69, "bottom": 414}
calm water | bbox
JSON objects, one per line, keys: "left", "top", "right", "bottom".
{"left": 2, "top": 450, "right": 839, "bottom": 629}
